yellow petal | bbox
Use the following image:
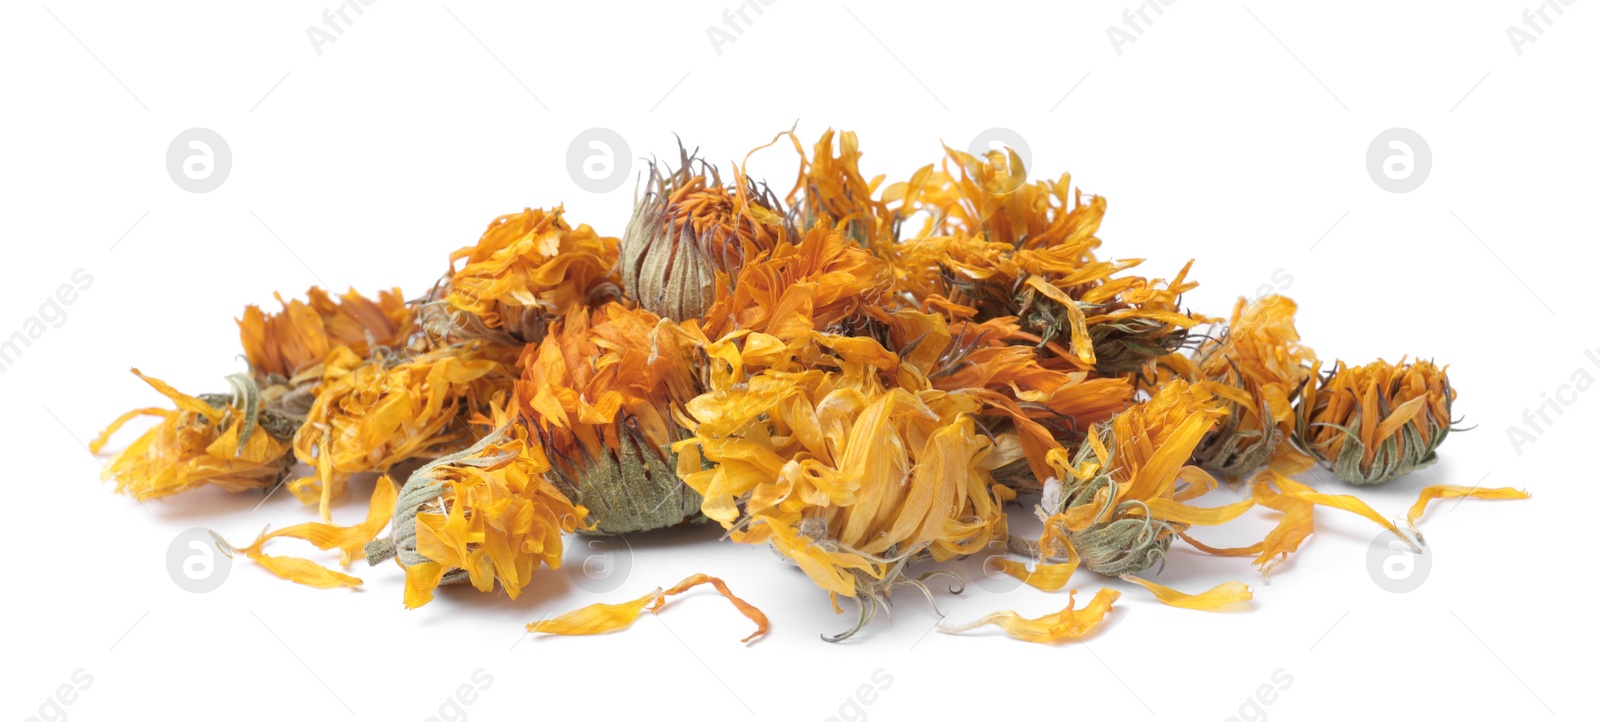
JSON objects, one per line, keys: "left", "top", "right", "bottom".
{"left": 245, "top": 551, "right": 362, "bottom": 589}
{"left": 1268, "top": 472, "right": 1419, "bottom": 552}
{"left": 1406, "top": 485, "right": 1529, "bottom": 537}
{"left": 1120, "top": 575, "right": 1252, "bottom": 610}
{"left": 404, "top": 561, "right": 446, "bottom": 609}
{"left": 939, "top": 588, "right": 1120, "bottom": 644}
{"left": 1139, "top": 497, "right": 1255, "bottom": 526}
{"left": 530, "top": 589, "right": 660, "bottom": 636}
{"left": 529, "top": 574, "right": 769, "bottom": 643}
{"left": 994, "top": 558, "right": 1078, "bottom": 592}
{"left": 247, "top": 476, "right": 399, "bottom": 566}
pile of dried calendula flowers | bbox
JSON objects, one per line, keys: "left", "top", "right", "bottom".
{"left": 93, "top": 129, "right": 1527, "bottom": 644}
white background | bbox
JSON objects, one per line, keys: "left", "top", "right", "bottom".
{"left": 2, "top": 1, "right": 1595, "bottom": 720}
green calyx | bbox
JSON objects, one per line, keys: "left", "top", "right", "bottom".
{"left": 1047, "top": 433, "right": 1178, "bottom": 577}
{"left": 545, "top": 420, "right": 704, "bottom": 536}
{"left": 1321, "top": 414, "right": 1451, "bottom": 486}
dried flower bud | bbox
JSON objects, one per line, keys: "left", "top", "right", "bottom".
{"left": 1041, "top": 380, "right": 1228, "bottom": 576}
{"left": 1297, "top": 358, "right": 1457, "bottom": 486}
{"left": 1188, "top": 295, "right": 1316, "bottom": 480}
{"left": 363, "top": 416, "right": 584, "bottom": 609}
{"left": 91, "top": 371, "right": 295, "bottom": 501}
{"left": 620, "top": 146, "right": 791, "bottom": 321}
{"left": 519, "top": 304, "right": 704, "bottom": 535}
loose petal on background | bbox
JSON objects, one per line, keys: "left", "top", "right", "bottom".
{"left": 1406, "top": 485, "right": 1530, "bottom": 537}
{"left": 1120, "top": 575, "right": 1252, "bottom": 610}
{"left": 939, "top": 588, "right": 1120, "bottom": 643}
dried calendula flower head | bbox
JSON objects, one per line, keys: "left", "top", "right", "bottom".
{"left": 785, "top": 128, "right": 896, "bottom": 251}
{"left": 363, "top": 415, "right": 585, "bottom": 608}
{"left": 240, "top": 287, "right": 415, "bottom": 382}
{"left": 424, "top": 206, "right": 621, "bottom": 346}
{"left": 887, "top": 145, "right": 1209, "bottom": 376}
{"left": 518, "top": 303, "right": 703, "bottom": 535}
{"left": 1187, "top": 295, "right": 1317, "bottom": 480}
{"left": 92, "top": 371, "right": 295, "bottom": 500}
{"left": 620, "top": 144, "right": 792, "bottom": 322}
{"left": 1040, "top": 379, "right": 1232, "bottom": 576}
{"left": 675, "top": 331, "right": 1011, "bottom": 640}
{"left": 291, "top": 341, "right": 518, "bottom": 519}
{"left": 1296, "top": 358, "right": 1457, "bottom": 486}
{"left": 900, "top": 231, "right": 1206, "bottom": 377}
{"left": 873, "top": 306, "right": 1134, "bottom": 490}
{"left": 698, "top": 222, "right": 892, "bottom": 343}
{"left": 239, "top": 287, "right": 416, "bottom": 420}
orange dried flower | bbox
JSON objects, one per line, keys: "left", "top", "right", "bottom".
{"left": 698, "top": 222, "right": 892, "bottom": 342}
{"left": 785, "top": 128, "right": 896, "bottom": 252}
{"left": 239, "top": 286, "right": 415, "bottom": 382}
{"left": 1297, "top": 358, "right": 1457, "bottom": 486}
{"left": 674, "top": 330, "right": 1011, "bottom": 639}
{"left": 360, "top": 411, "right": 584, "bottom": 609}
{"left": 290, "top": 342, "right": 517, "bottom": 519}
{"left": 871, "top": 306, "right": 1134, "bottom": 488}
{"left": 1037, "top": 379, "right": 1242, "bottom": 576}
{"left": 621, "top": 146, "right": 792, "bottom": 321}
{"left": 92, "top": 371, "right": 294, "bottom": 500}
{"left": 1187, "top": 295, "right": 1317, "bottom": 480}
{"left": 429, "top": 206, "right": 621, "bottom": 345}
{"left": 518, "top": 303, "right": 703, "bottom": 534}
